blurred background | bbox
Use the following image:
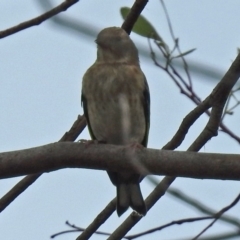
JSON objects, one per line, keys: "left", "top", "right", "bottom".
{"left": 0, "top": 0, "right": 240, "bottom": 239}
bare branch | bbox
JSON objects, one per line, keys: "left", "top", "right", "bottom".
{"left": 124, "top": 193, "right": 240, "bottom": 239}
{"left": 0, "top": 0, "right": 79, "bottom": 39}
{"left": 2, "top": 143, "right": 240, "bottom": 180}
{"left": 147, "top": 177, "right": 240, "bottom": 228}
{"left": 189, "top": 52, "right": 240, "bottom": 151}
{"left": 167, "top": 187, "right": 240, "bottom": 228}
{"left": 51, "top": 220, "right": 116, "bottom": 239}
{"left": 0, "top": 174, "right": 40, "bottom": 213}
{"left": 160, "top": 0, "right": 193, "bottom": 90}
{"left": 59, "top": 115, "right": 86, "bottom": 141}
{"left": 126, "top": 216, "right": 213, "bottom": 239}
{"left": 0, "top": 115, "right": 86, "bottom": 213}
{"left": 76, "top": 198, "right": 116, "bottom": 240}
{"left": 197, "top": 231, "right": 240, "bottom": 240}
{"left": 192, "top": 193, "right": 240, "bottom": 240}
{"left": 163, "top": 97, "right": 211, "bottom": 150}
{"left": 121, "top": 0, "right": 149, "bottom": 35}
{"left": 108, "top": 51, "right": 240, "bottom": 239}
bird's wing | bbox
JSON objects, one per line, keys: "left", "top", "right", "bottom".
{"left": 141, "top": 77, "right": 150, "bottom": 147}
{"left": 81, "top": 93, "right": 97, "bottom": 140}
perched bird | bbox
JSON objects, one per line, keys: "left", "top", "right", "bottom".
{"left": 81, "top": 27, "right": 150, "bottom": 216}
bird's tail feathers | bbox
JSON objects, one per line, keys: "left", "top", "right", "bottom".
{"left": 129, "top": 183, "right": 146, "bottom": 216}
{"left": 117, "top": 182, "right": 146, "bottom": 216}
{"left": 117, "top": 183, "right": 130, "bottom": 216}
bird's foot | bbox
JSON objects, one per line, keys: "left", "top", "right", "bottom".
{"left": 128, "top": 142, "right": 144, "bottom": 150}
{"left": 78, "top": 139, "right": 106, "bottom": 145}
{"left": 125, "top": 142, "right": 148, "bottom": 175}
{"left": 79, "top": 139, "right": 97, "bottom": 144}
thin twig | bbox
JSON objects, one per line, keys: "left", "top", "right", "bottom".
{"left": 192, "top": 193, "right": 240, "bottom": 240}
{"left": 51, "top": 220, "right": 118, "bottom": 239}
{"left": 197, "top": 230, "right": 240, "bottom": 240}
{"left": 159, "top": 0, "right": 193, "bottom": 90}
{"left": 0, "top": 0, "right": 79, "bottom": 39}
{"left": 125, "top": 193, "right": 240, "bottom": 239}
{"left": 125, "top": 216, "right": 213, "bottom": 239}
{"left": 148, "top": 176, "right": 240, "bottom": 228}
{"left": 167, "top": 187, "right": 240, "bottom": 228}
{"left": 151, "top": 31, "right": 240, "bottom": 146}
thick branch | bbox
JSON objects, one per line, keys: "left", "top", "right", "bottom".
{"left": 107, "top": 45, "right": 240, "bottom": 240}
{"left": 1, "top": 142, "right": 240, "bottom": 180}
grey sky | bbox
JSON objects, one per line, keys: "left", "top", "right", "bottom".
{"left": 1, "top": 1, "right": 240, "bottom": 239}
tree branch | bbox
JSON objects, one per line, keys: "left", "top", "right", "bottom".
{"left": 193, "top": 193, "right": 240, "bottom": 240}
{"left": 0, "top": 174, "right": 40, "bottom": 213}
{"left": 1, "top": 142, "right": 240, "bottom": 180}
{"left": 76, "top": 198, "right": 116, "bottom": 240}
{"left": 0, "top": 0, "right": 79, "bottom": 39}
{"left": 0, "top": 115, "right": 86, "bottom": 213}
{"left": 121, "top": 0, "right": 148, "bottom": 35}
{"left": 109, "top": 52, "right": 240, "bottom": 239}
{"left": 167, "top": 186, "right": 240, "bottom": 228}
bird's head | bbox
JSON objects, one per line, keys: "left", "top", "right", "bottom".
{"left": 95, "top": 27, "right": 139, "bottom": 64}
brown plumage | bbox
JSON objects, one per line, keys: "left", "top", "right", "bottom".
{"left": 81, "top": 27, "right": 150, "bottom": 216}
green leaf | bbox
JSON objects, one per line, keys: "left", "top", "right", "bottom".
{"left": 120, "top": 7, "right": 162, "bottom": 41}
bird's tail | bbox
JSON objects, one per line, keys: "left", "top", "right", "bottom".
{"left": 117, "top": 182, "right": 146, "bottom": 216}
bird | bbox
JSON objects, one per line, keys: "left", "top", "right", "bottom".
{"left": 81, "top": 27, "right": 150, "bottom": 216}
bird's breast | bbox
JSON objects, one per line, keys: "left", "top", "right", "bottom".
{"left": 83, "top": 64, "right": 146, "bottom": 145}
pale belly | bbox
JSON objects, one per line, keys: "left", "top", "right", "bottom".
{"left": 87, "top": 93, "right": 146, "bottom": 145}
